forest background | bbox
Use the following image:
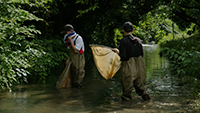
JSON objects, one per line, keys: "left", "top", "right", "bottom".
{"left": 0, "top": 0, "right": 200, "bottom": 99}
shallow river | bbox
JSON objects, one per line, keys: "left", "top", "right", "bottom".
{"left": 0, "top": 44, "right": 198, "bottom": 113}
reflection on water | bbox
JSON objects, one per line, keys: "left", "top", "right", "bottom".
{"left": 0, "top": 44, "right": 198, "bottom": 113}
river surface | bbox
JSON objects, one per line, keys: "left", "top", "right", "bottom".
{"left": 0, "top": 44, "right": 199, "bottom": 113}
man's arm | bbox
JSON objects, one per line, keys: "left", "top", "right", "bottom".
{"left": 68, "top": 36, "right": 79, "bottom": 53}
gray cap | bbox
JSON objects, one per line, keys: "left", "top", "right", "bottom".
{"left": 60, "top": 24, "right": 74, "bottom": 34}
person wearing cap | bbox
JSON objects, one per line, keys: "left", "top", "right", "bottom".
{"left": 61, "top": 24, "right": 85, "bottom": 88}
{"left": 112, "top": 21, "right": 151, "bottom": 101}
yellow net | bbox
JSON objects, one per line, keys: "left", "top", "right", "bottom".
{"left": 90, "top": 44, "right": 121, "bottom": 79}
{"left": 56, "top": 61, "right": 71, "bottom": 89}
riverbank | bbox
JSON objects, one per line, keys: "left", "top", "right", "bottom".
{"left": 159, "top": 33, "right": 200, "bottom": 111}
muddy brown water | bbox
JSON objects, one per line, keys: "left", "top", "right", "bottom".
{"left": 0, "top": 44, "right": 199, "bottom": 113}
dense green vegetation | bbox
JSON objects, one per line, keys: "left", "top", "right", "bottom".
{"left": 0, "top": 0, "right": 67, "bottom": 89}
{"left": 0, "top": 0, "right": 200, "bottom": 104}
{"left": 160, "top": 34, "right": 200, "bottom": 77}
{"left": 159, "top": 34, "right": 200, "bottom": 98}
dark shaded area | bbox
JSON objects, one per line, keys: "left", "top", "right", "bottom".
{"left": 35, "top": 0, "right": 161, "bottom": 47}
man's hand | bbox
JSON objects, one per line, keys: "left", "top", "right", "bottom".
{"left": 66, "top": 57, "right": 70, "bottom": 66}
{"left": 68, "top": 36, "right": 73, "bottom": 43}
{"left": 112, "top": 48, "right": 119, "bottom": 54}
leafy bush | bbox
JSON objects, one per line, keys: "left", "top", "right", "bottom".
{"left": 159, "top": 34, "right": 200, "bottom": 78}
{"left": 160, "top": 47, "right": 200, "bottom": 78}
{"left": 160, "top": 34, "right": 200, "bottom": 51}
{"left": 25, "top": 38, "right": 67, "bottom": 83}
{"left": 0, "top": 0, "right": 66, "bottom": 90}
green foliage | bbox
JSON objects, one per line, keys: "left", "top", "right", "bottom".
{"left": 160, "top": 47, "right": 200, "bottom": 78}
{"left": 48, "top": 0, "right": 199, "bottom": 48}
{"left": 158, "top": 0, "right": 200, "bottom": 31}
{"left": 25, "top": 38, "right": 67, "bottom": 83}
{"left": 0, "top": 0, "right": 66, "bottom": 90}
{"left": 75, "top": 0, "right": 99, "bottom": 18}
{"left": 159, "top": 29, "right": 200, "bottom": 99}
{"left": 1, "top": 0, "right": 200, "bottom": 91}
{"left": 171, "top": 0, "right": 200, "bottom": 29}
{"left": 158, "top": 24, "right": 199, "bottom": 45}
{"left": 160, "top": 34, "right": 200, "bottom": 79}
{"left": 132, "top": 10, "right": 169, "bottom": 43}
{"left": 57, "top": 0, "right": 161, "bottom": 48}
{"left": 130, "top": 1, "right": 200, "bottom": 43}
{"left": 132, "top": 5, "right": 193, "bottom": 43}
{"left": 0, "top": 1, "right": 42, "bottom": 89}
{"left": 113, "top": 29, "right": 123, "bottom": 46}
{"left": 160, "top": 34, "right": 200, "bottom": 51}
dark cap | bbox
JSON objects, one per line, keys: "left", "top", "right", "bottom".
{"left": 123, "top": 21, "right": 134, "bottom": 33}
{"left": 60, "top": 24, "right": 74, "bottom": 34}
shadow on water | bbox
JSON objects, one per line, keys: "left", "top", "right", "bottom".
{"left": 0, "top": 44, "right": 199, "bottom": 113}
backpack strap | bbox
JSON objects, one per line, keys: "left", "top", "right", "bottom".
{"left": 129, "top": 35, "right": 137, "bottom": 42}
{"left": 73, "top": 34, "right": 79, "bottom": 46}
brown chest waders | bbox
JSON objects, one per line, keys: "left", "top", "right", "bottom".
{"left": 120, "top": 56, "right": 147, "bottom": 101}
{"left": 69, "top": 47, "right": 85, "bottom": 87}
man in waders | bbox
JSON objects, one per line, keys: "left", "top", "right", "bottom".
{"left": 112, "top": 22, "right": 151, "bottom": 101}
{"left": 61, "top": 24, "right": 85, "bottom": 88}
